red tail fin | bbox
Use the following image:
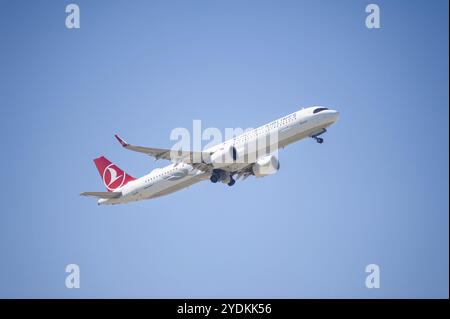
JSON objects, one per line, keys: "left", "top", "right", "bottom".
{"left": 93, "top": 156, "right": 135, "bottom": 192}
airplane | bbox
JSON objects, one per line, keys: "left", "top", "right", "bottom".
{"left": 81, "top": 106, "right": 339, "bottom": 205}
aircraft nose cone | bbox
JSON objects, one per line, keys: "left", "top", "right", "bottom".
{"left": 331, "top": 110, "right": 340, "bottom": 122}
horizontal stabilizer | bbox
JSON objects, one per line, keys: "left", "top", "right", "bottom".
{"left": 80, "top": 192, "right": 121, "bottom": 198}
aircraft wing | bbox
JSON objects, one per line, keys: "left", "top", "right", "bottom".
{"left": 234, "top": 164, "right": 254, "bottom": 180}
{"left": 80, "top": 192, "right": 121, "bottom": 198}
{"left": 114, "top": 134, "right": 206, "bottom": 164}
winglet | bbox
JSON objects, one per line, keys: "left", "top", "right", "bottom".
{"left": 115, "top": 134, "right": 128, "bottom": 147}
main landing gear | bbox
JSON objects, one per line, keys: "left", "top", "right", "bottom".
{"left": 210, "top": 174, "right": 219, "bottom": 183}
{"left": 210, "top": 169, "right": 236, "bottom": 186}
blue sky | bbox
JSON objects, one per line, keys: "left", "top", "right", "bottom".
{"left": 0, "top": 0, "right": 448, "bottom": 298}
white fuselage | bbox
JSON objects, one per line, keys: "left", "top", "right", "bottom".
{"left": 99, "top": 106, "right": 339, "bottom": 205}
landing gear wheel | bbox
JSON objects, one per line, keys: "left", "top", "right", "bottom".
{"left": 227, "top": 178, "right": 236, "bottom": 186}
{"left": 210, "top": 174, "right": 219, "bottom": 183}
{"left": 316, "top": 137, "right": 324, "bottom": 144}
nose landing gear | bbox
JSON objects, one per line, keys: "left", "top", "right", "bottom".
{"left": 311, "top": 128, "right": 326, "bottom": 144}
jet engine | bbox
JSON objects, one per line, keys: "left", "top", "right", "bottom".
{"left": 204, "top": 145, "right": 237, "bottom": 168}
{"left": 252, "top": 155, "right": 280, "bottom": 177}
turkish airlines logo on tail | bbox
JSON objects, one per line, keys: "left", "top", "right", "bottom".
{"left": 102, "top": 164, "right": 126, "bottom": 191}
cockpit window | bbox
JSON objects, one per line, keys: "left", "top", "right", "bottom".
{"left": 313, "top": 107, "right": 329, "bottom": 114}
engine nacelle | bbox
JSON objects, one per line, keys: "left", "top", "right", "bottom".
{"left": 205, "top": 145, "right": 237, "bottom": 168}
{"left": 252, "top": 155, "right": 280, "bottom": 177}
